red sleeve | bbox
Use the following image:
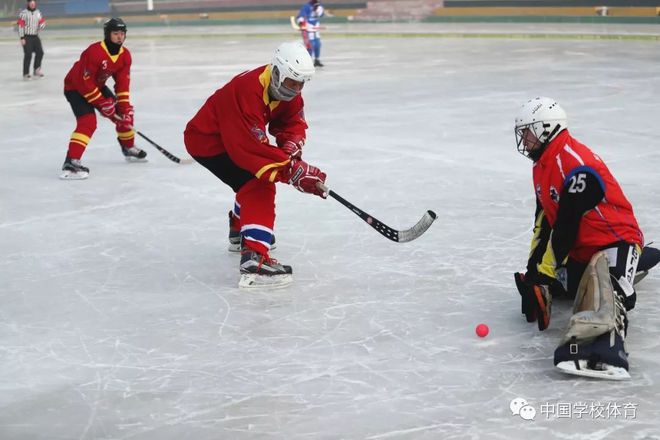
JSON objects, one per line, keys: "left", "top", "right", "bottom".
{"left": 216, "top": 76, "right": 290, "bottom": 182}
{"left": 269, "top": 96, "right": 308, "bottom": 147}
{"left": 113, "top": 49, "right": 132, "bottom": 112}
{"left": 78, "top": 45, "right": 105, "bottom": 106}
{"left": 17, "top": 15, "right": 26, "bottom": 38}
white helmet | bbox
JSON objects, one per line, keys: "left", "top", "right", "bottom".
{"left": 269, "top": 41, "right": 315, "bottom": 102}
{"left": 515, "top": 97, "right": 567, "bottom": 160}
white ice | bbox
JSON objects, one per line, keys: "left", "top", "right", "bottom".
{"left": 1, "top": 23, "right": 660, "bottom": 439}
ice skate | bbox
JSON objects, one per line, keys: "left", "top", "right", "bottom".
{"left": 555, "top": 332, "right": 630, "bottom": 380}
{"left": 23, "top": 74, "right": 31, "bottom": 81}
{"left": 59, "top": 157, "right": 89, "bottom": 180}
{"left": 228, "top": 210, "right": 242, "bottom": 252}
{"left": 314, "top": 59, "right": 324, "bottom": 67}
{"left": 634, "top": 245, "right": 660, "bottom": 284}
{"left": 120, "top": 145, "right": 148, "bottom": 162}
{"left": 553, "top": 251, "right": 631, "bottom": 380}
{"left": 238, "top": 249, "right": 292, "bottom": 289}
{"left": 34, "top": 68, "right": 44, "bottom": 78}
{"left": 228, "top": 211, "right": 276, "bottom": 253}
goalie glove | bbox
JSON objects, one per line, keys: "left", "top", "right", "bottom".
{"left": 287, "top": 159, "right": 327, "bottom": 198}
{"left": 514, "top": 272, "right": 552, "bottom": 331}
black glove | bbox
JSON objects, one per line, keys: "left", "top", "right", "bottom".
{"left": 514, "top": 272, "right": 552, "bottom": 331}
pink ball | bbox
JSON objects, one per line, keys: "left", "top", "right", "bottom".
{"left": 476, "top": 323, "right": 489, "bottom": 338}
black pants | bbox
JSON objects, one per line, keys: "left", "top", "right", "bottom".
{"left": 23, "top": 35, "right": 44, "bottom": 76}
{"left": 64, "top": 86, "right": 114, "bottom": 117}
{"left": 193, "top": 153, "right": 254, "bottom": 193}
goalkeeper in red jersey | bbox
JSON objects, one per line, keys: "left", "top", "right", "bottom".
{"left": 60, "top": 18, "right": 146, "bottom": 180}
{"left": 185, "top": 41, "right": 327, "bottom": 289}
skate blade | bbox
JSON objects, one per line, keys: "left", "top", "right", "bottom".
{"left": 556, "top": 361, "right": 631, "bottom": 381}
{"left": 634, "top": 270, "right": 648, "bottom": 285}
{"left": 238, "top": 273, "right": 293, "bottom": 290}
{"left": 59, "top": 170, "right": 89, "bottom": 180}
{"left": 124, "top": 157, "right": 148, "bottom": 163}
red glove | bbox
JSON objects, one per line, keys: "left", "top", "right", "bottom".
{"left": 97, "top": 96, "right": 116, "bottom": 119}
{"left": 288, "top": 159, "right": 327, "bottom": 198}
{"left": 281, "top": 138, "right": 304, "bottom": 159}
{"left": 117, "top": 104, "right": 134, "bottom": 128}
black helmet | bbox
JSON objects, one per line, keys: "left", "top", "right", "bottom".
{"left": 103, "top": 17, "right": 127, "bottom": 40}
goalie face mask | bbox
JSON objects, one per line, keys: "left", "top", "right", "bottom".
{"left": 514, "top": 97, "right": 568, "bottom": 161}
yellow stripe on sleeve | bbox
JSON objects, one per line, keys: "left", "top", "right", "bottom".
{"left": 83, "top": 88, "right": 100, "bottom": 99}
{"left": 86, "top": 92, "right": 103, "bottom": 103}
{"left": 255, "top": 159, "right": 290, "bottom": 180}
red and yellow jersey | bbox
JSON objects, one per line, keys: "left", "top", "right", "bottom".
{"left": 64, "top": 41, "right": 132, "bottom": 108}
{"left": 185, "top": 64, "right": 308, "bottom": 182}
{"left": 532, "top": 130, "right": 643, "bottom": 263}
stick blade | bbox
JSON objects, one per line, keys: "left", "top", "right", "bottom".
{"left": 397, "top": 210, "right": 437, "bottom": 243}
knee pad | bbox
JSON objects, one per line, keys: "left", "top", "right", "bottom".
{"left": 559, "top": 251, "right": 627, "bottom": 346}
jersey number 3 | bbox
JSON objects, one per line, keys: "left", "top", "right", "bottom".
{"left": 568, "top": 173, "right": 587, "bottom": 193}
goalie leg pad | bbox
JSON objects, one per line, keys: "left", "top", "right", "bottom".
{"left": 558, "top": 251, "right": 626, "bottom": 345}
{"left": 554, "top": 251, "right": 630, "bottom": 379}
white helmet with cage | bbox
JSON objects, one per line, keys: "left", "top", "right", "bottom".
{"left": 515, "top": 97, "right": 567, "bottom": 160}
{"left": 269, "top": 41, "right": 315, "bottom": 102}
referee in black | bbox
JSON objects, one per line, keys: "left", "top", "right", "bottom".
{"left": 18, "top": 0, "right": 45, "bottom": 80}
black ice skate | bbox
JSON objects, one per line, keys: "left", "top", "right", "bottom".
{"left": 228, "top": 211, "right": 242, "bottom": 252}
{"left": 238, "top": 249, "right": 292, "bottom": 289}
{"left": 314, "top": 59, "right": 324, "bottom": 67}
{"left": 120, "top": 144, "right": 148, "bottom": 162}
{"left": 554, "top": 331, "right": 630, "bottom": 380}
{"left": 228, "top": 211, "right": 276, "bottom": 253}
{"left": 634, "top": 245, "right": 660, "bottom": 284}
{"left": 60, "top": 157, "right": 90, "bottom": 180}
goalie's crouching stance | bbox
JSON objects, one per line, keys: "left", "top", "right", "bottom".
{"left": 513, "top": 97, "right": 660, "bottom": 380}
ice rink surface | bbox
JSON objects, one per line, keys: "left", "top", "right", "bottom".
{"left": 1, "top": 23, "right": 659, "bottom": 439}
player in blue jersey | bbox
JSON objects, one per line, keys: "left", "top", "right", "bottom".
{"left": 296, "top": 0, "right": 325, "bottom": 67}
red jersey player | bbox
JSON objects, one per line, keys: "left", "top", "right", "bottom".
{"left": 184, "top": 41, "right": 327, "bottom": 289}
{"left": 514, "top": 97, "right": 659, "bottom": 379}
{"left": 60, "top": 17, "right": 146, "bottom": 180}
